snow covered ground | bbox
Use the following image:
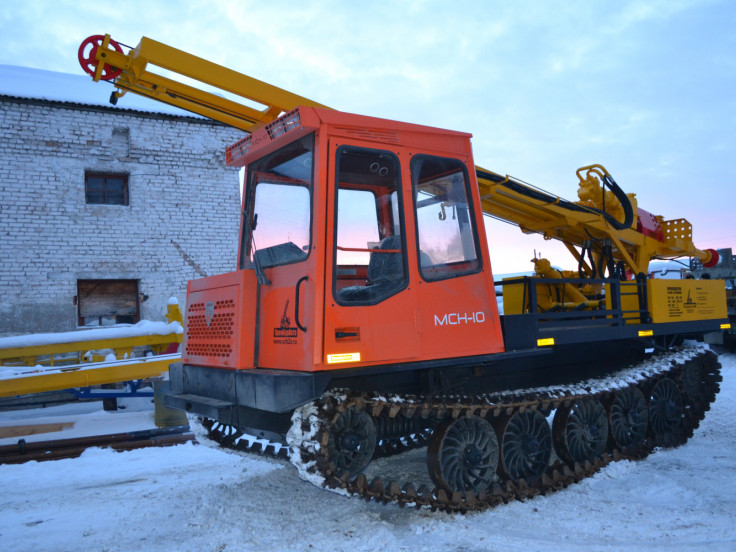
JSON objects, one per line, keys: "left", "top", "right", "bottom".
{"left": 2, "top": 353, "right": 735, "bottom": 552}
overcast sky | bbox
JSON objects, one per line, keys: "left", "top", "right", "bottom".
{"left": 2, "top": 0, "right": 734, "bottom": 273}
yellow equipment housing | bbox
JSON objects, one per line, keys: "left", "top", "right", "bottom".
{"left": 647, "top": 279, "right": 728, "bottom": 324}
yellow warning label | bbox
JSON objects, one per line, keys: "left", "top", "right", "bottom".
{"left": 326, "top": 352, "right": 362, "bottom": 364}
{"left": 648, "top": 279, "right": 727, "bottom": 324}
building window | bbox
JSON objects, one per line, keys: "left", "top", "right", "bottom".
{"left": 85, "top": 173, "right": 129, "bottom": 205}
{"left": 77, "top": 279, "right": 140, "bottom": 327}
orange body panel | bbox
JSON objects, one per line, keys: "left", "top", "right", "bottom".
{"left": 182, "top": 270, "right": 257, "bottom": 370}
{"left": 413, "top": 270, "right": 505, "bottom": 359}
{"left": 256, "top": 262, "right": 318, "bottom": 371}
{"left": 323, "top": 287, "right": 421, "bottom": 367}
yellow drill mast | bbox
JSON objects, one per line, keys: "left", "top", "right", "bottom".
{"left": 475, "top": 164, "right": 717, "bottom": 276}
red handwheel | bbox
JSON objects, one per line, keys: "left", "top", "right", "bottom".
{"left": 78, "top": 35, "right": 123, "bottom": 81}
{"left": 703, "top": 248, "right": 720, "bottom": 268}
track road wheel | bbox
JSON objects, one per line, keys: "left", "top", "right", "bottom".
{"left": 608, "top": 386, "right": 648, "bottom": 450}
{"left": 326, "top": 406, "right": 376, "bottom": 476}
{"left": 553, "top": 398, "right": 608, "bottom": 465}
{"left": 498, "top": 410, "right": 551, "bottom": 483}
{"left": 649, "top": 378, "right": 684, "bottom": 447}
{"left": 427, "top": 416, "right": 499, "bottom": 495}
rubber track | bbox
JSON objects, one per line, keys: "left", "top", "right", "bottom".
{"left": 200, "top": 418, "right": 290, "bottom": 460}
{"left": 290, "top": 349, "right": 721, "bottom": 513}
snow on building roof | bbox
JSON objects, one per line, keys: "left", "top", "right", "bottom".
{"left": 0, "top": 64, "right": 200, "bottom": 119}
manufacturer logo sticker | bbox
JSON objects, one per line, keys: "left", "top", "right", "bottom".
{"left": 204, "top": 301, "right": 215, "bottom": 327}
{"left": 273, "top": 300, "right": 298, "bottom": 344}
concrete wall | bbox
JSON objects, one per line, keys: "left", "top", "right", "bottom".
{"left": 0, "top": 97, "right": 244, "bottom": 336}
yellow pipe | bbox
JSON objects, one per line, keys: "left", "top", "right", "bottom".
{"left": 0, "top": 355, "right": 179, "bottom": 398}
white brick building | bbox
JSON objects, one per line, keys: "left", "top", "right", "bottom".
{"left": 0, "top": 65, "right": 244, "bottom": 336}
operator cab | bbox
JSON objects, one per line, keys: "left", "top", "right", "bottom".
{"left": 187, "top": 106, "right": 505, "bottom": 373}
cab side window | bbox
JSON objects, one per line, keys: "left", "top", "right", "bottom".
{"left": 412, "top": 155, "right": 481, "bottom": 281}
{"left": 334, "top": 147, "right": 407, "bottom": 305}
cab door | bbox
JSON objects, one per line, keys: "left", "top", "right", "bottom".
{"left": 243, "top": 133, "right": 317, "bottom": 371}
{"left": 322, "top": 141, "right": 420, "bottom": 368}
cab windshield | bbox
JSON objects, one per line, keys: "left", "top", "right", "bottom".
{"left": 241, "top": 134, "right": 314, "bottom": 269}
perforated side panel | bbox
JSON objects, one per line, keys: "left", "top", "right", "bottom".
{"left": 662, "top": 218, "right": 693, "bottom": 241}
{"left": 184, "top": 298, "right": 236, "bottom": 364}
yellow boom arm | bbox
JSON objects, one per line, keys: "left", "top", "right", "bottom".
{"left": 78, "top": 34, "right": 328, "bottom": 132}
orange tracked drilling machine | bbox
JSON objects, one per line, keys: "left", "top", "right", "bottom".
{"left": 79, "top": 36, "right": 729, "bottom": 496}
